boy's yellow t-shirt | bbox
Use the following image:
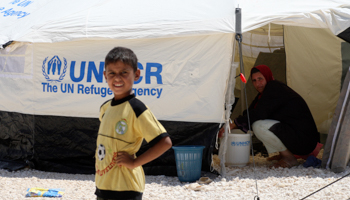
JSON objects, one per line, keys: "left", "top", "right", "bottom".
{"left": 95, "top": 94, "right": 168, "bottom": 195}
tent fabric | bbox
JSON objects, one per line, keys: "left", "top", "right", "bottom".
{"left": 0, "top": 109, "right": 219, "bottom": 175}
{"left": 0, "top": 33, "right": 230, "bottom": 174}
{"left": 1, "top": 0, "right": 350, "bottom": 175}
{"left": 0, "top": 111, "right": 34, "bottom": 162}
{"left": 0, "top": 0, "right": 237, "bottom": 44}
{"left": 322, "top": 67, "right": 350, "bottom": 173}
{"left": 0, "top": 34, "right": 233, "bottom": 122}
{"left": 1, "top": 0, "right": 350, "bottom": 44}
{"left": 219, "top": 60, "right": 238, "bottom": 177}
{"left": 284, "top": 26, "right": 346, "bottom": 134}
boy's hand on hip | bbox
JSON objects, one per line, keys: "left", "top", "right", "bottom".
{"left": 116, "top": 151, "right": 135, "bottom": 169}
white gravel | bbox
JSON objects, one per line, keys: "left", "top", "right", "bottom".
{"left": 1, "top": 150, "right": 350, "bottom": 200}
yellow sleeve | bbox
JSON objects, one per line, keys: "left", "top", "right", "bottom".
{"left": 135, "top": 109, "right": 166, "bottom": 143}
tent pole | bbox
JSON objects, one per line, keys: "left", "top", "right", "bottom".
{"left": 235, "top": 7, "right": 260, "bottom": 200}
{"left": 235, "top": 8, "right": 246, "bottom": 114}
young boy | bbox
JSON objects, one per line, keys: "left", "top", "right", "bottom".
{"left": 95, "top": 47, "right": 172, "bottom": 200}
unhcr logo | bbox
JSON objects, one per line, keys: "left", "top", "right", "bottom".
{"left": 42, "top": 56, "right": 67, "bottom": 82}
{"left": 40, "top": 55, "right": 164, "bottom": 98}
{"left": 231, "top": 141, "right": 250, "bottom": 147}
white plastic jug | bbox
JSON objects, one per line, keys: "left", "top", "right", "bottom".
{"left": 225, "top": 129, "right": 251, "bottom": 167}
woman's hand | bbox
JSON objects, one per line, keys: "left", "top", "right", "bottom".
{"left": 218, "top": 121, "right": 237, "bottom": 138}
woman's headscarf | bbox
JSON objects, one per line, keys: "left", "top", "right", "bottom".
{"left": 250, "top": 64, "right": 274, "bottom": 83}
{"left": 250, "top": 65, "right": 274, "bottom": 108}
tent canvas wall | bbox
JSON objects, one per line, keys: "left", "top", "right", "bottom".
{"left": 0, "top": 34, "right": 233, "bottom": 174}
{"left": 0, "top": 0, "right": 238, "bottom": 174}
{"left": 1, "top": 0, "right": 350, "bottom": 174}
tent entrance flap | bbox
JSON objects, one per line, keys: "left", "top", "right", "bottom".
{"left": 322, "top": 67, "right": 350, "bottom": 173}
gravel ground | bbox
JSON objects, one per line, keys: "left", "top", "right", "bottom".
{"left": 1, "top": 150, "right": 350, "bottom": 200}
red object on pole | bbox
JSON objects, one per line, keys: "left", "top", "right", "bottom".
{"left": 240, "top": 73, "right": 247, "bottom": 83}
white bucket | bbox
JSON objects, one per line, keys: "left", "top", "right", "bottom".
{"left": 225, "top": 129, "right": 251, "bottom": 167}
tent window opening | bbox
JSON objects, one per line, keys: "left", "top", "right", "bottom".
{"left": 241, "top": 24, "right": 284, "bottom": 59}
{"left": 0, "top": 43, "right": 32, "bottom": 78}
{"left": 0, "top": 56, "right": 25, "bottom": 73}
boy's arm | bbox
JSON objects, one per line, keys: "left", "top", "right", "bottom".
{"left": 116, "top": 136, "right": 172, "bottom": 169}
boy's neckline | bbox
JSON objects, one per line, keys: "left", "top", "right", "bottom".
{"left": 111, "top": 94, "right": 135, "bottom": 106}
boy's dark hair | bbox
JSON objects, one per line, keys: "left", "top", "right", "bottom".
{"left": 105, "top": 47, "right": 138, "bottom": 71}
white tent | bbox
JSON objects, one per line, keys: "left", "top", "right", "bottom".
{"left": 1, "top": 0, "right": 350, "bottom": 174}
{"left": 1, "top": 0, "right": 349, "bottom": 43}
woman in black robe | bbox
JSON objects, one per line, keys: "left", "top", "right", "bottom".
{"left": 220, "top": 65, "right": 320, "bottom": 168}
